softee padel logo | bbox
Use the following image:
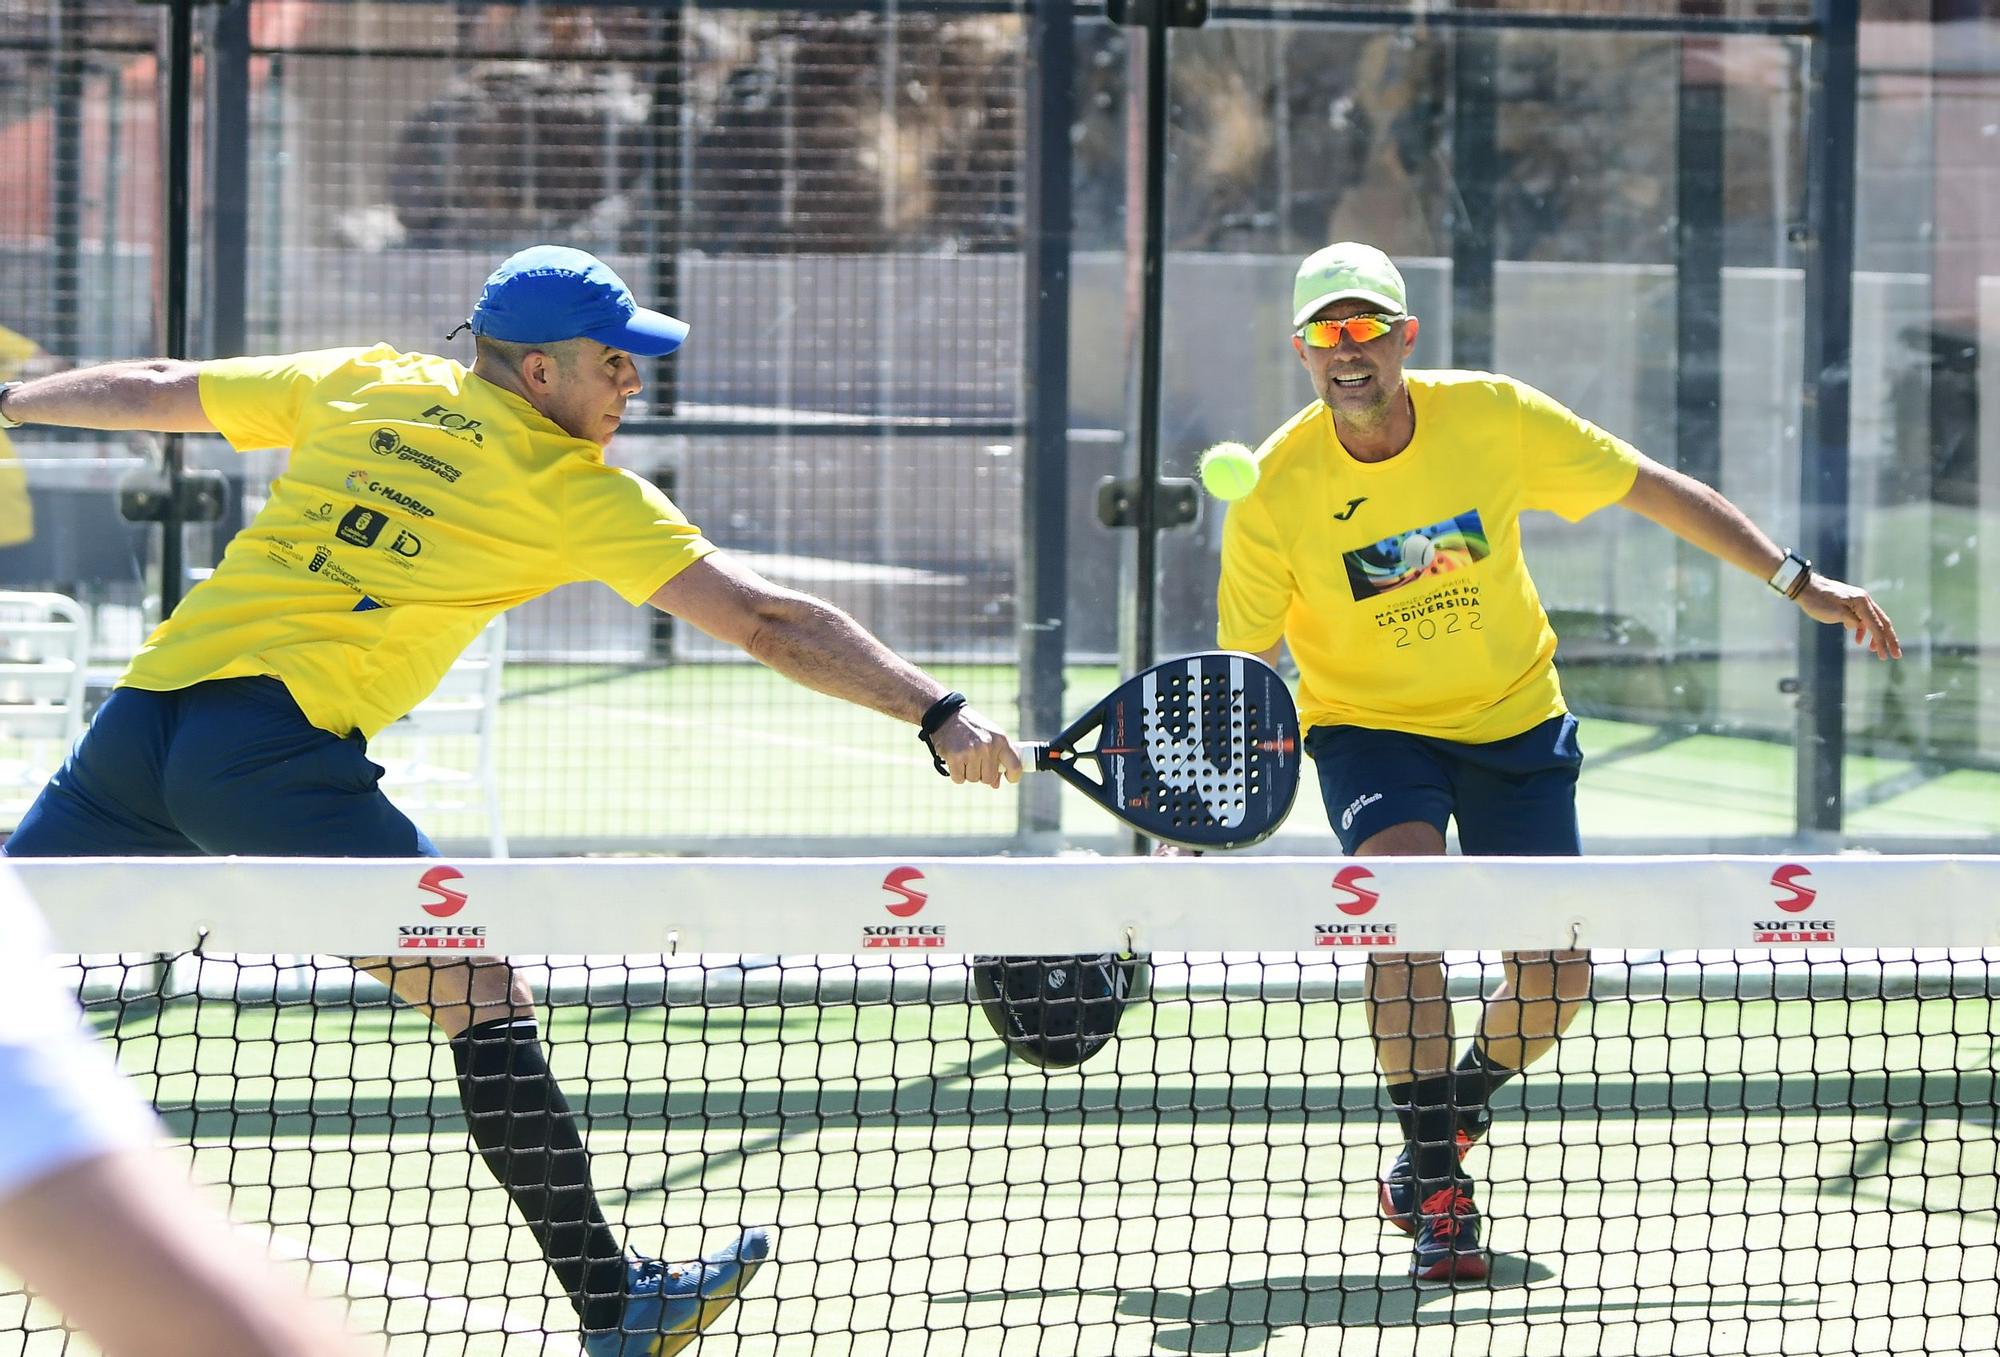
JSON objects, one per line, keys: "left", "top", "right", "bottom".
{"left": 864, "top": 866, "right": 945, "bottom": 948}
{"left": 1753, "top": 863, "right": 1833, "bottom": 943}
{"left": 1316, "top": 866, "right": 1396, "bottom": 946}
{"left": 400, "top": 865, "right": 486, "bottom": 949}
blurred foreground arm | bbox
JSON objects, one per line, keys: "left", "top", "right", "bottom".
{"left": 0, "top": 868, "right": 377, "bottom": 1357}
{"left": 0, "top": 1149, "right": 378, "bottom": 1357}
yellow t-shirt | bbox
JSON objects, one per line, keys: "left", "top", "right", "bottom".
{"left": 0, "top": 325, "right": 40, "bottom": 547}
{"left": 118, "top": 344, "right": 715, "bottom": 739}
{"left": 0, "top": 432, "right": 31, "bottom": 549}
{"left": 1217, "top": 370, "right": 1640, "bottom": 744}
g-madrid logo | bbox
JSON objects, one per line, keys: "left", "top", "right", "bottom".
{"left": 419, "top": 865, "right": 469, "bottom": 917}
{"left": 882, "top": 866, "right": 927, "bottom": 917}
{"left": 1770, "top": 863, "right": 1816, "bottom": 914}
{"left": 1330, "top": 865, "right": 1380, "bottom": 916}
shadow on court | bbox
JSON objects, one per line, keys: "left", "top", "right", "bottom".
{"left": 936, "top": 1252, "right": 1803, "bottom": 1353}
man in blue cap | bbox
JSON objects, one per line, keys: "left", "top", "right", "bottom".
{"left": 0, "top": 246, "right": 1025, "bottom": 1354}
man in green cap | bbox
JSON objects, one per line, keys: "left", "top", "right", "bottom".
{"left": 1203, "top": 241, "right": 1901, "bottom": 1283}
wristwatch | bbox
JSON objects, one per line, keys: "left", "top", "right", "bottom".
{"left": 1767, "top": 549, "right": 1811, "bottom": 600}
{"left": 0, "top": 382, "right": 21, "bottom": 429}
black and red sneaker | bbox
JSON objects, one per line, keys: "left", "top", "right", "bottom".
{"left": 1409, "top": 1184, "right": 1488, "bottom": 1285}
{"left": 1378, "top": 1128, "right": 1476, "bottom": 1236}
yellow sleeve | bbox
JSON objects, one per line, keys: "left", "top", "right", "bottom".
{"left": 561, "top": 464, "right": 717, "bottom": 605}
{"left": 0, "top": 432, "right": 32, "bottom": 547}
{"left": 1513, "top": 379, "right": 1641, "bottom": 522}
{"left": 0, "top": 326, "right": 39, "bottom": 380}
{"left": 1216, "top": 494, "right": 1293, "bottom": 654}
{"left": 197, "top": 348, "right": 371, "bottom": 453}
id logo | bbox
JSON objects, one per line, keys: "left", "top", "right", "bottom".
{"left": 1752, "top": 863, "right": 1834, "bottom": 943}
{"left": 399, "top": 865, "right": 487, "bottom": 950}
{"left": 1316, "top": 865, "right": 1396, "bottom": 946}
{"left": 863, "top": 866, "right": 946, "bottom": 949}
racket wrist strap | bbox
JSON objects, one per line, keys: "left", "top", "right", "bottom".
{"left": 918, "top": 690, "right": 969, "bottom": 776}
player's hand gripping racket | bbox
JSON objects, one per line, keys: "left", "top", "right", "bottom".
{"left": 1027, "top": 650, "right": 1301, "bottom": 851}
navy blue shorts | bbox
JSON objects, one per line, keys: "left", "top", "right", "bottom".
{"left": 3, "top": 677, "right": 438, "bottom": 859}
{"left": 1305, "top": 713, "right": 1582, "bottom": 856}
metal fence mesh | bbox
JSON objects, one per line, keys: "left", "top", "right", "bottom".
{"left": 2, "top": 0, "right": 1995, "bottom": 852}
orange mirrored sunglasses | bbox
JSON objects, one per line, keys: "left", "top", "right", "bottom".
{"left": 1296, "top": 314, "right": 1407, "bottom": 348}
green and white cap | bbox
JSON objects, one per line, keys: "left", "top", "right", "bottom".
{"left": 1291, "top": 242, "right": 1408, "bottom": 329}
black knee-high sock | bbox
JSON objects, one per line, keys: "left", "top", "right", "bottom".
{"left": 451, "top": 1017, "right": 630, "bottom": 1332}
{"left": 1388, "top": 1075, "right": 1461, "bottom": 1194}
{"left": 1385, "top": 1080, "right": 1418, "bottom": 1143}
{"left": 1452, "top": 1041, "right": 1519, "bottom": 1140}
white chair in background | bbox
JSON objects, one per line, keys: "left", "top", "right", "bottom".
{"left": 0, "top": 591, "right": 90, "bottom": 824}
{"left": 375, "top": 614, "right": 508, "bottom": 857}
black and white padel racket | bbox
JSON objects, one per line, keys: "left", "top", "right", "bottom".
{"left": 1027, "top": 650, "right": 1301, "bottom": 851}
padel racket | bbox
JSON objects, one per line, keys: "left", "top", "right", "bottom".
{"left": 1028, "top": 650, "right": 1300, "bottom": 851}
{"left": 970, "top": 953, "right": 1143, "bottom": 1069}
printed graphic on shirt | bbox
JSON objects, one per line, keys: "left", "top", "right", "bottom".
{"left": 1342, "top": 508, "right": 1489, "bottom": 601}
{"left": 336, "top": 505, "right": 389, "bottom": 547}
{"left": 370, "top": 427, "right": 464, "bottom": 481}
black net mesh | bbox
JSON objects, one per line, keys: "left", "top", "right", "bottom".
{"left": 18, "top": 943, "right": 1994, "bottom": 1355}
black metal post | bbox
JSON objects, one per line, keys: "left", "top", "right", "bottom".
{"left": 1674, "top": 35, "right": 1725, "bottom": 675}
{"left": 1120, "top": 1, "right": 1171, "bottom": 677}
{"left": 203, "top": 0, "right": 250, "bottom": 360}
{"left": 648, "top": 6, "right": 684, "bottom": 416}
{"left": 1927, "top": 0, "right": 1984, "bottom": 756}
{"left": 157, "top": 0, "right": 198, "bottom": 616}
{"left": 1128, "top": 3, "right": 1168, "bottom": 676}
{"left": 50, "top": 0, "right": 87, "bottom": 364}
{"left": 198, "top": 0, "right": 253, "bottom": 550}
{"left": 644, "top": 8, "right": 686, "bottom": 661}
{"left": 1795, "top": 0, "right": 1859, "bottom": 836}
{"left": 1449, "top": 29, "right": 1498, "bottom": 370}
{"left": 1018, "top": 0, "right": 1076, "bottom": 844}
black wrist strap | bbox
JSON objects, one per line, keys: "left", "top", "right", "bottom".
{"left": 918, "top": 691, "right": 969, "bottom": 776}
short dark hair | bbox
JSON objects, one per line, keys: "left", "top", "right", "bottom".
{"left": 474, "top": 334, "right": 586, "bottom": 372}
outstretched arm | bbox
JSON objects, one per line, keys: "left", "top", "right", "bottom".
{"left": 0, "top": 359, "right": 215, "bottom": 433}
{"left": 1616, "top": 454, "right": 1901, "bottom": 660}
{"left": 648, "top": 551, "right": 1024, "bottom": 786}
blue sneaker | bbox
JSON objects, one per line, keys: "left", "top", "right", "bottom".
{"left": 1410, "top": 1185, "right": 1487, "bottom": 1285}
{"left": 582, "top": 1227, "right": 772, "bottom": 1357}
{"left": 1378, "top": 1128, "right": 1475, "bottom": 1236}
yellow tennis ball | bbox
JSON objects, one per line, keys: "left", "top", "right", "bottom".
{"left": 1198, "top": 442, "right": 1259, "bottom": 501}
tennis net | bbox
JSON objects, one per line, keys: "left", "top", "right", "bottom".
{"left": 11, "top": 856, "right": 2000, "bottom": 1357}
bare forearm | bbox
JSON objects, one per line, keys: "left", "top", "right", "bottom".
{"left": 1618, "top": 459, "right": 1784, "bottom": 579}
{"left": 742, "top": 593, "right": 946, "bottom": 724}
{"left": 1, "top": 359, "right": 215, "bottom": 433}
{"left": 1616, "top": 454, "right": 1902, "bottom": 660}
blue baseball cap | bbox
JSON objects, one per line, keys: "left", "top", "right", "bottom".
{"left": 467, "top": 246, "right": 689, "bottom": 357}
